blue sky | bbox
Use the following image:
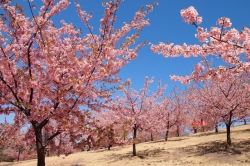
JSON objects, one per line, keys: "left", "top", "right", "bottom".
{"left": 1, "top": 0, "right": 250, "bottom": 123}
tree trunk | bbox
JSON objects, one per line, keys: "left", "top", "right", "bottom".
{"left": 226, "top": 111, "right": 233, "bottom": 147}
{"left": 34, "top": 127, "right": 46, "bottom": 166}
{"left": 57, "top": 134, "right": 62, "bottom": 156}
{"left": 201, "top": 119, "right": 204, "bottom": 132}
{"left": 108, "top": 145, "right": 111, "bottom": 150}
{"left": 244, "top": 118, "right": 247, "bottom": 125}
{"left": 132, "top": 143, "right": 136, "bottom": 156}
{"left": 132, "top": 125, "right": 137, "bottom": 156}
{"left": 215, "top": 125, "right": 218, "bottom": 133}
{"left": 17, "top": 148, "right": 21, "bottom": 161}
{"left": 176, "top": 126, "right": 180, "bottom": 137}
{"left": 226, "top": 124, "right": 231, "bottom": 146}
{"left": 150, "top": 133, "right": 153, "bottom": 141}
{"left": 165, "top": 129, "right": 169, "bottom": 141}
{"left": 165, "top": 119, "right": 170, "bottom": 141}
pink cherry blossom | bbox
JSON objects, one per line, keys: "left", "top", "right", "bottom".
{"left": 180, "top": 6, "right": 202, "bottom": 24}
{"left": 151, "top": 6, "right": 250, "bottom": 83}
{"left": 216, "top": 17, "right": 232, "bottom": 28}
{"left": 0, "top": 1, "right": 155, "bottom": 165}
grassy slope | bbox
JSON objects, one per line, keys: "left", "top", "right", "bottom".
{"left": 2, "top": 124, "right": 250, "bottom": 166}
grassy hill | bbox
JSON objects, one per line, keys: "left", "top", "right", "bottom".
{"left": 2, "top": 124, "right": 250, "bottom": 166}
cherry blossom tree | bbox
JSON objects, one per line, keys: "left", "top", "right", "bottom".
{"left": 161, "top": 88, "right": 187, "bottom": 140}
{"left": 3, "top": 129, "right": 36, "bottom": 161}
{"left": 150, "top": 5, "right": 250, "bottom": 146}
{"left": 92, "top": 110, "right": 126, "bottom": 150}
{"left": 156, "top": 97, "right": 172, "bottom": 140}
{"left": 155, "top": 94, "right": 183, "bottom": 141}
{"left": 0, "top": 120, "right": 7, "bottom": 143}
{"left": 0, "top": 0, "right": 156, "bottom": 165}
{"left": 138, "top": 94, "right": 163, "bottom": 142}
{"left": 151, "top": 6, "right": 250, "bottom": 84}
{"left": 184, "top": 82, "right": 222, "bottom": 133}
{"left": 185, "top": 75, "right": 249, "bottom": 146}
{"left": 108, "top": 77, "right": 166, "bottom": 156}
{"left": 0, "top": 121, "right": 36, "bottom": 162}
{"left": 0, "top": 120, "right": 13, "bottom": 162}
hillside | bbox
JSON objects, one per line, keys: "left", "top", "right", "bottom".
{"left": 2, "top": 124, "right": 250, "bottom": 166}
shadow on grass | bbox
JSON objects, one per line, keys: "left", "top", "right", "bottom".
{"left": 190, "top": 132, "right": 224, "bottom": 137}
{"left": 93, "top": 146, "right": 126, "bottom": 153}
{"left": 105, "top": 147, "right": 166, "bottom": 162}
{"left": 191, "top": 126, "right": 250, "bottom": 138}
{"left": 167, "top": 138, "right": 187, "bottom": 142}
{"left": 145, "top": 137, "right": 187, "bottom": 144}
{"left": 180, "top": 139, "right": 250, "bottom": 156}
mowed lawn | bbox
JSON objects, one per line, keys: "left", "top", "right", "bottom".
{"left": 2, "top": 124, "right": 250, "bottom": 166}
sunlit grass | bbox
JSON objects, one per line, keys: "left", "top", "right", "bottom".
{"left": 3, "top": 124, "right": 250, "bottom": 166}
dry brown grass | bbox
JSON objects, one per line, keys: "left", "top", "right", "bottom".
{"left": 2, "top": 124, "right": 250, "bottom": 166}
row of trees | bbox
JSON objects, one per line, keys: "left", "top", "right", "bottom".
{"left": 1, "top": 1, "right": 250, "bottom": 165}
{"left": 97, "top": 73, "right": 250, "bottom": 155}
{"left": 0, "top": 120, "right": 36, "bottom": 161}
{"left": 2, "top": 74, "right": 249, "bottom": 159}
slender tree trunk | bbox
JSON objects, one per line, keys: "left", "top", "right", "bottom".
{"left": 87, "top": 144, "right": 91, "bottom": 151}
{"left": 215, "top": 125, "right": 218, "bottom": 133}
{"left": 108, "top": 128, "right": 113, "bottom": 150}
{"left": 226, "top": 124, "right": 231, "bottom": 146}
{"left": 132, "top": 125, "right": 137, "bottom": 156}
{"left": 34, "top": 127, "right": 46, "bottom": 166}
{"left": 132, "top": 143, "right": 136, "bottom": 156}
{"left": 176, "top": 125, "right": 180, "bottom": 137}
{"left": 150, "top": 133, "right": 153, "bottom": 141}
{"left": 165, "top": 119, "right": 170, "bottom": 141}
{"left": 17, "top": 148, "right": 20, "bottom": 161}
{"left": 201, "top": 119, "right": 204, "bottom": 132}
{"left": 244, "top": 118, "right": 247, "bottom": 125}
{"left": 57, "top": 134, "right": 62, "bottom": 156}
{"left": 165, "top": 129, "right": 169, "bottom": 141}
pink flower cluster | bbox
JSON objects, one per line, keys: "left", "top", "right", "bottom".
{"left": 152, "top": 6, "right": 250, "bottom": 83}
{"left": 76, "top": 3, "right": 93, "bottom": 24}
{"left": 216, "top": 17, "right": 232, "bottom": 28}
{"left": 195, "top": 27, "right": 209, "bottom": 42}
{"left": 180, "top": 6, "right": 202, "bottom": 24}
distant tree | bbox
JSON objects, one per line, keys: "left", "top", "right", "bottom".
{"left": 108, "top": 77, "right": 166, "bottom": 156}
{"left": 185, "top": 75, "right": 249, "bottom": 146}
